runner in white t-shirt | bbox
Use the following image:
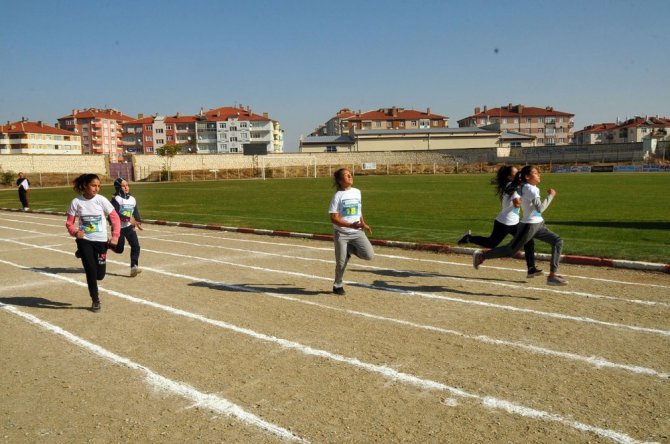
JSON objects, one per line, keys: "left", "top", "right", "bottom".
{"left": 66, "top": 174, "right": 121, "bottom": 311}
{"left": 473, "top": 165, "right": 567, "bottom": 286}
{"left": 110, "top": 178, "right": 143, "bottom": 277}
{"left": 328, "top": 168, "right": 374, "bottom": 295}
{"left": 457, "top": 165, "right": 542, "bottom": 278}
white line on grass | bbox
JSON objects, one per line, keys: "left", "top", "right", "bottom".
{"left": 0, "top": 301, "right": 308, "bottom": 443}
{"left": 0, "top": 257, "right": 656, "bottom": 444}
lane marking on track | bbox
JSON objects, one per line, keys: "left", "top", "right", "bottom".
{"left": 5, "top": 215, "right": 670, "bottom": 290}
{"left": 0, "top": 302, "right": 308, "bottom": 443}
{"left": 2, "top": 240, "right": 666, "bottom": 379}
{"left": 1, "top": 232, "right": 668, "bottom": 339}
{"left": 148, "top": 236, "right": 670, "bottom": 308}
{"left": 0, "top": 257, "right": 656, "bottom": 444}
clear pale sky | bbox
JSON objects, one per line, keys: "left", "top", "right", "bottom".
{"left": 1, "top": 0, "right": 668, "bottom": 152}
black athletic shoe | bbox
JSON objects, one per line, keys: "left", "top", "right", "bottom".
{"left": 526, "top": 267, "right": 544, "bottom": 278}
{"left": 457, "top": 230, "right": 471, "bottom": 245}
{"left": 333, "top": 286, "right": 346, "bottom": 296}
{"left": 75, "top": 250, "right": 81, "bottom": 259}
{"left": 91, "top": 299, "right": 101, "bottom": 312}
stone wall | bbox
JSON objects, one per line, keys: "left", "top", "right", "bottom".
{"left": 0, "top": 154, "right": 108, "bottom": 176}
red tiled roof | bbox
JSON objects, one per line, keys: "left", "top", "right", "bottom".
{"left": 204, "top": 106, "right": 270, "bottom": 122}
{"left": 125, "top": 117, "right": 155, "bottom": 125}
{"left": 58, "top": 108, "right": 134, "bottom": 122}
{"left": 0, "top": 120, "right": 78, "bottom": 136}
{"left": 166, "top": 115, "right": 198, "bottom": 123}
{"left": 342, "top": 107, "right": 447, "bottom": 122}
{"left": 574, "top": 123, "right": 617, "bottom": 134}
{"left": 460, "top": 105, "right": 574, "bottom": 121}
{"left": 617, "top": 116, "right": 670, "bottom": 129}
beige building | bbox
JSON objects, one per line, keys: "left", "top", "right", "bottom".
{"left": 300, "top": 127, "right": 502, "bottom": 153}
{"left": 572, "top": 123, "right": 618, "bottom": 145}
{"left": 57, "top": 108, "right": 134, "bottom": 162}
{"left": 312, "top": 107, "right": 449, "bottom": 137}
{"left": 0, "top": 119, "right": 81, "bottom": 155}
{"left": 574, "top": 117, "right": 670, "bottom": 144}
{"left": 458, "top": 104, "right": 574, "bottom": 145}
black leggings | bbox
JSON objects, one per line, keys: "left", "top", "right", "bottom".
{"left": 112, "top": 226, "right": 140, "bottom": 267}
{"left": 469, "top": 220, "right": 536, "bottom": 269}
{"left": 76, "top": 239, "right": 108, "bottom": 301}
{"left": 18, "top": 189, "right": 29, "bottom": 208}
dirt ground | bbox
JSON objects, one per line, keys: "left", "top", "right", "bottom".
{"left": 1, "top": 211, "right": 668, "bottom": 443}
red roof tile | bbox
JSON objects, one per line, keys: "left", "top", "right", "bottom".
{"left": 0, "top": 120, "right": 79, "bottom": 136}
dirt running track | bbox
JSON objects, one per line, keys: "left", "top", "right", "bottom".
{"left": 1, "top": 211, "right": 668, "bottom": 443}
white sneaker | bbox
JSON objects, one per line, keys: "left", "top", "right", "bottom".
{"left": 130, "top": 266, "right": 142, "bottom": 277}
{"left": 472, "top": 249, "right": 484, "bottom": 270}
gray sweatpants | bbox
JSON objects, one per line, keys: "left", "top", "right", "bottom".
{"left": 482, "top": 221, "right": 563, "bottom": 273}
{"left": 334, "top": 230, "right": 374, "bottom": 287}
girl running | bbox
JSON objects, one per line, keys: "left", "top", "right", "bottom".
{"left": 328, "top": 168, "right": 374, "bottom": 295}
{"left": 66, "top": 174, "right": 120, "bottom": 311}
{"left": 473, "top": 165, "right": 567, "bottom": 285}
{"left": 110, "top": 178, "right": 143, "bottom": 277}
{"left": 458, "top": 165, "right": 542, "bottom": 278}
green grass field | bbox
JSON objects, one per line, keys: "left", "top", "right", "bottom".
{"left": 1, "top": 173, "right": 668, "bottom": 263}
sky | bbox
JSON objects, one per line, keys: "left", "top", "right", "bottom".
{"left": 1, "top": 0, "right": 668, "bottom": 152}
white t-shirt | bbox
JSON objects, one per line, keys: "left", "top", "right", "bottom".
{"left": 67, "top": 194, "right": 115, "bottom": 242}
{"left": 329, "top": 187, "right": 363, "bottom": 234}
{"left": 495, "top": 187, "right": 521, "bottom": 226}
{"left": 113, "top": 194, "right": 137, "bottom": 229}
{"left": 520, "top": 183, "right": 553, "bottom": 224}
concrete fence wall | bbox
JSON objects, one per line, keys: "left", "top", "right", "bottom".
{"left": 0, "top": 154, "right": 109, "bottom": 176}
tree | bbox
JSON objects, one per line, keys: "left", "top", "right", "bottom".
{"left": 155, "top": 143, "right": 181, "bottom": 181}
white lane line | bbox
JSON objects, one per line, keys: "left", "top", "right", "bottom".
{"left": 1, "top": 239, "right": 665, "bottom": 380}
{"left": 149, "top": 236, "right": 670, "bottom": 308}
{"left": 139, "top": 246, "right": 670, "bottom": 338}
{"left": 158, "top": 231, "right": 670, "bottom": 290}
{"left": 3, "top": 217, "right": 669, "bottom": 290}
{"left": 1, "top": 235, "right": 668, "bottom": 339}
{"left": 0, "top": 302, "right": 308, "bottom": 443}
{"left": 0, "top": 258, "right": 654, "bottom": 444}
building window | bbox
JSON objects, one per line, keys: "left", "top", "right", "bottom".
{"left": 510, "top": 142, "right": 521, "bottom": 148}
{"left": 411, "top": 120, "right": 418, "bottom": 127}
{"left": 363, "top": 122, "right": 371, "bottom": 129}
{"left": 432, "top": 120, "right": 439, "bottom": 126}
{"left": 326, "top": 145, "right": 337, "bottom": 152}
{"left": 386, "top": 120, "right": 392, "bottom": 128}
{"left": 145, "top": 125, "right": 152, "bottom": 131}
{"left": 526, "top": 117, "right": 532, "bottom": 123}
{"left": 399, "top": 121, "right": 405, "bottom": 127}
{"left": 219, "top": 123, "right": 226, "bottom": 129}
{"left": 156, "top": 128, "right": 164, "bottom": 134}
{"left": 230, "top": 136, "right": 237, "bottom": 142}
{"left": 146, "top": 136, "right": 153, "bottom": 142}
{"left": 167, "top": 135, "right": 173, "bottom": 141}
{"left": 166, "top": 125, "right": 173, "bottom": 130}
{"left": 375, "top": 121, "right": 381, "bottom": 128}
{"left": 537, "top": 117, "right": 544, "bottom": 123}
{"left": 502, "top": 118, "right": 508, "bottom": 124}
{"left": 156, "top": 139, "right": 164, "bottom": 144}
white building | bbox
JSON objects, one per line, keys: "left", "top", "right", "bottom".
{"left": 0, "top": 119, "right": 81, "bottom": 155}
{"left": 197, "top": 105, "right": 279, "bottom": 154}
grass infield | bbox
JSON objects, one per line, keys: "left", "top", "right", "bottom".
{"left": 1, "top": 172, "right": 668, "bottom": 263}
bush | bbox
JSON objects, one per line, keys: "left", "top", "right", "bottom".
{"left": 1, "top": 170, "right": 15, "bottom": 186}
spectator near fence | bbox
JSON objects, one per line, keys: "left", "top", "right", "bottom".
{"left": 16, "top": 172, "right": 30, "bottom": 211}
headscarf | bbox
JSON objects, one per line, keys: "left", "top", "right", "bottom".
{"left": 113, "top": 177, "right": 129, "bottom": 198}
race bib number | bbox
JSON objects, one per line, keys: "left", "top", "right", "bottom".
{"left": 80, "top": 215, "right": 103, "bottom": 233}
{"left": 341, "top": 199, "right": 360, "bottom": 217}
{"left": 119, "top": 204, "right": 134, "bottom": 221}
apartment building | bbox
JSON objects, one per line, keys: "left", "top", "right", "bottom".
{"left": 312, "top": 107, "right": 449, "bottom": 136}
{"left": 57, "top": 108, "right": 134, "bottom": 162}
{"left": 457, "top": 104, "right": 574, "bottom": 145}
{"left": 123, "top": 114, "right": 198, "bottom": 156}
{"left": 572, "top": 123, "right": 618, "bottom": 145}
{"left": 196, "top": 105, "right": 278, "bottom": 154}
{"left": 574, "top": 117, "right": 670, "bottom": 144}
{"left": 0, "top": 119, "right": 81, "bottom": 154}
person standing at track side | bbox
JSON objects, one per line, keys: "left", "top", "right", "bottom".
{"left": 328, "top": 168, "right": 374, "bottom": 295}
{"left": 457, "top": 165, "right": 542, "bottom": 278}
{"left": 473, "top": 165, "right": 567, "bottom": 286}
{"left": 16, "top": 172, "right": 30, "bottom": 211}
{"left": 66, "top": 174, "right": 120, "bottom": 311}
{"left": 109, "top": 178, "right": 143, "bottom": 277}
